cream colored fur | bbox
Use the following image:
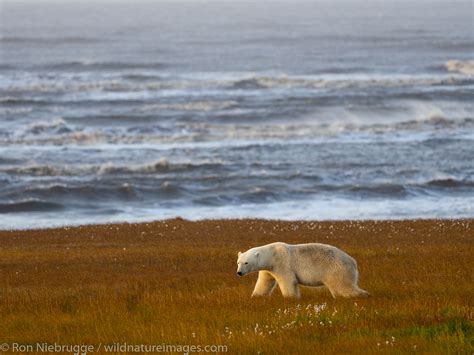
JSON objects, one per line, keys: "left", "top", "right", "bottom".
{"left": 237, "top": 242, "right": 369, "bottom": 299}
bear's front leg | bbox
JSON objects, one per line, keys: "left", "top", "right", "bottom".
{"left": 276, "top": 274, "right": 300, "bottom": 299}
{"left": 252, "top": 271, "right": 276, "bottom": 297}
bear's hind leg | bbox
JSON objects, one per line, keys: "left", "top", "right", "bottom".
{"left": 334, "top": 286, "right": 369, "bottom": 298}
{"left": 325, "top": 278, "right": 369, "bottom": 298}
{"left": 324, "top": 283, "right": 339, "bottom": 299}
{"left": 252, "top": 271, "right": 276, "bottom": 297}
{"left": 323, "top": 265, "right": 369, "bottom": 298}
{"left": 345, "top": 286, "right": 370, "bottom": 298}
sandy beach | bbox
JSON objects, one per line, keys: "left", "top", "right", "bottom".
{"left": 0, "top": 219, "right": 472, "bottom": 353}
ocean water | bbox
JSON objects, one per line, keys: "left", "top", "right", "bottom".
{"left": 0, "top": 1, "right": 473, "bottom": 229}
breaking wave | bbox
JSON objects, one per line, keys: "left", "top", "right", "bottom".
{"left": 23, "top": 118, "right": 72, "bottom": 135}
{"left": 445, "top": 60, "right": 474, "bottom": 75}
{"left": 1, "top": 159, "right": 225, "bottom": 177}
{"left": 227, "top": 74, "right": 474, "bottom": 90}
{"left": 1, "top": 113, "right": 472, "bottom": 147}
{"left": 3, "top": 72, "right": 474, "bottom": 95}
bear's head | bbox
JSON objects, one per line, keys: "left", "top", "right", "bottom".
{"left": 236, "top": 249, "right": 260, "bottom": 276}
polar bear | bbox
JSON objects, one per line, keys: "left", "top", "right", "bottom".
{"left": 236, "top": 242, "right": 369, "bottom": 299}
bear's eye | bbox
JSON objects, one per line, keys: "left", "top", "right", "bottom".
{"left": 245, "top": 262, "right": 249, "bottom": 265}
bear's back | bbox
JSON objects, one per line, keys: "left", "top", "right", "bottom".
{"left": 290, "top": 243, "right": 355, "bottom": 269}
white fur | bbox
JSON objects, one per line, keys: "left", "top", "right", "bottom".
{"left": 237, "top": 242, "right": 369, "bottom": 299}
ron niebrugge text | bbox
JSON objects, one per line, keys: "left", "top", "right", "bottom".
{"left": 2, "top": 342, "right": 228, "bottom": 353}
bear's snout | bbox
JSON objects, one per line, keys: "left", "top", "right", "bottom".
{"left": 237, "top": 271, "right": 243, "bottom": 276}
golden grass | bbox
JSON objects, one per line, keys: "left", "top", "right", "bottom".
{"left": 0, "top": 219, "right": 473, "bottom": 354}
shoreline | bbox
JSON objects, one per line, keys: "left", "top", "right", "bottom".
{"left": 1, "top": 216, "right": 473, "bottom": 233}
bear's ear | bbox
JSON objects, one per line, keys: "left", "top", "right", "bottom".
{"left": 238, "top": 251, "right": 242, "bottom": 256}
{"left": 255, "top": 252, "right": 260, "bottom": 258}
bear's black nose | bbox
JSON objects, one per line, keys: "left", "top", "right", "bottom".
{"left": 237, "top": 271, "right": 242, "bottom": 276}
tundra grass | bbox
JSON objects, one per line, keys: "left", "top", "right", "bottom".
{"left": 0, "top": 219, "right": 472, "bottom": 354}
